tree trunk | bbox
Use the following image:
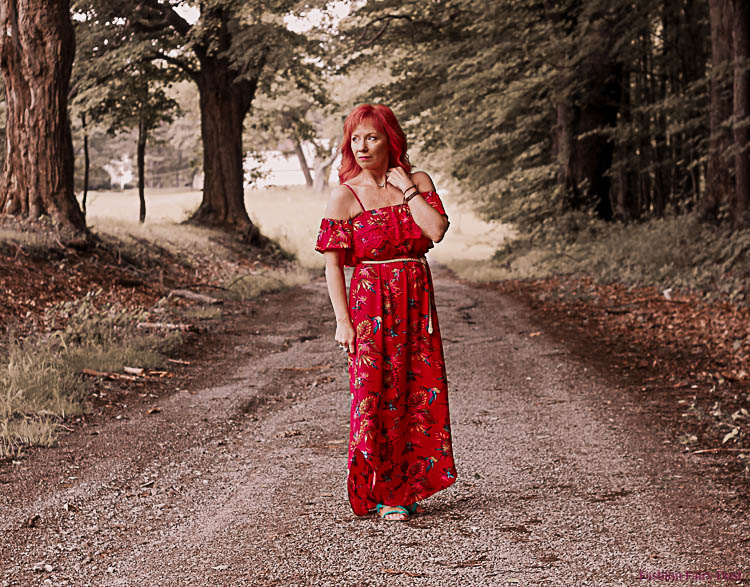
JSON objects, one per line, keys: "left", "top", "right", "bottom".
{"left": 293, "top": 137, "right": 313, "bottom": 187}
{"left": 706, "top": 0, "right": 734, "bottom": 221}
{"left": 81, "top": 112, "right": 89, "bottom": 217}
{"left": 612, "top": 70, "right": 639, "bottom": 221}
{"left": 555, "top": 62, "right": 620, "bottom": 220}
{"left": 312, "top": 148, "right": 338, "bottom": 193}
{"left": 554, "top": 16, "right": 620, "bottom": 221}
{"left": 0, "top": 0, "right": 85, "bottom": 235}
{"left": 733, "top": 0, "right": 750, "bottom": 228}
{"left": 555, "top": 100, "right": 576, "bottom": 203}
{"left": 137, "top": 116, "right": 146, "bottom": 224}
{"left": 188, "top": 56, "right": 260, "bottom": 240}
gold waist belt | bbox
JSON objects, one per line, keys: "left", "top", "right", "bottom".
{"left": 358, "top": 257, "right": 434, "bottom": 334}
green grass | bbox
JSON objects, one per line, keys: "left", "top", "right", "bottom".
{"left": 225, "top": 266, "right": 313, "bottom": 301}
{"left": 466, "top": 211, "right": 750, "bottom": 303}
{"left": 0, "top": 293, "right": 181, "bottom": 458}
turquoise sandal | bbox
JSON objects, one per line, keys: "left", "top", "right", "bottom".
{"left": 376, "top": 504, "right": 410, "bottom": 521}
{"left": 404, "top": 502, "right": 421, "bottom": 515}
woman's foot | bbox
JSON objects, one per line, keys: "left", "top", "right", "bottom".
{"left": 376, "top": 504, "right": 410, "bottom": 521}
{"left": 405, "top": 502, "right": 424, "bottom": 515}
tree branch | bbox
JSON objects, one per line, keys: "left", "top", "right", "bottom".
{"left": 355, "top": 14, "right": 414, "bottom": 48}
{"left": 145, "top": 51, "right": 198, "bottom": 80}
{"left": 133, "top": 0, "right": 192, "bottom": 36}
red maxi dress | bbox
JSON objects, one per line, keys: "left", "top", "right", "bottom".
{"left": 315, "top": 186, "right": 457, "bottom": 516}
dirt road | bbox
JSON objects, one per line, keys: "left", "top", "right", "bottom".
{"left": 1, "top": 268, "right": 748, "bottom": 586}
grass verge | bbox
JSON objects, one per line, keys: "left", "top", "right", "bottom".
{"left": 453, "top": 212, "right": 750, "bottom": 304}
{"left": 0, "top": 293, "right": 181, "bottom": 458}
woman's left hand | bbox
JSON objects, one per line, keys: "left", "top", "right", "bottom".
{"left": 386, "top": 167, "right": 414, "bottom": 194}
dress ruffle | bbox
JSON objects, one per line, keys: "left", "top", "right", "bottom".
{"left": 315, "top": 217, "right": 353, "bottom": 252}
{"left": 422, "top": 191, "right": 447, "bottom": 216}
{"left": 316, "top": 192, "right": 448, "bottom": 266}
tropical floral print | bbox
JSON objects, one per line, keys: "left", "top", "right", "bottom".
{"left": 316, "top": 192, "right": 457, "bottom": 516}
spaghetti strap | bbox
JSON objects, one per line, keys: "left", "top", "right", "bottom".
{"left": 343, "top": 183, "right": 366, "bottom": 213}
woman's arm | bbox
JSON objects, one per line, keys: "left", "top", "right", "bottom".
{"left": 324, "top": 250, "right": 355, "bottom": 353}
{"left": 322, "top": 187, "right": 357, "bottom": 353}
{"left": 408, "top": 171, "right": 449, "bottom": 242}
{"left": 387, "top": 169, "right": 449, "bottom": 242}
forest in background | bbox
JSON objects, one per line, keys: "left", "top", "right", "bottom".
{"left": 0, "top": 0, "right": 748, "bottom": 472}
{"left": 0, "top": 0, "right": 748, "bottom": 296}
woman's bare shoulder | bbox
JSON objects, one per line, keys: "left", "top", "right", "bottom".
{"left": 412, "top": 170, "right": 437, "bottom": 192}
{"left": 324, "top": 185, "right": 358, "bottom": 219}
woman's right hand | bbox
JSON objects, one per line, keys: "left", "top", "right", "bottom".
{"left": 335, "top": 319, "right": 356, "bottom": 354}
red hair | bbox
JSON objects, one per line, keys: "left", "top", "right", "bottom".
{"left": 338, "top": 104, "right": 411, "bottom": 183}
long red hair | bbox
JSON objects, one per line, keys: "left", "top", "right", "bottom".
{"left": 337, "top": 104, "right": 411, "bottom": 183}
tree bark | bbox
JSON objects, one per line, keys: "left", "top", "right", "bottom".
{"left": 313, "top": 148, "right": 338, "bottom": 193}
{"left": 188, "top": 55, "right": 260, "bottom": 240}
{"left": 555, "top": 30, "right": 621, "bottom": 221}
{"left": 81, "top": 112, "right": 89, "bottom": 217}
{"left": 293, "top": 137, "right": 313, "bottom": 187}
{"left": 733, "top": 0, "right": 750, "bottom": 228}
{"left": 706, "top": 0, "right": 734, "bottom": 221}
{"left": 0, "top": 0, "right": 86, "bottom": 235}
{"left": 137, "top": 116, "right": 146, "bottom": 223}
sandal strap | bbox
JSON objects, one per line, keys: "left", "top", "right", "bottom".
{"left": 376, "top": 504, "right": 410, "bottom": 518}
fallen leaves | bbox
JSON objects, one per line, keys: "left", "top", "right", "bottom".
{"left": 498, "top": 275, "right": 749, "bottom": 458}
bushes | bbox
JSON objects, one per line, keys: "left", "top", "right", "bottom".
{"left": 484, "top": 212, "right": 750, "bottom": 303}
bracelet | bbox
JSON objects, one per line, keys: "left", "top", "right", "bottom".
{"left": 404, "top": 189, "right": 420, "bottom": 203}
{"left": 402, "top": 184, "right": 417, "bottom": 199}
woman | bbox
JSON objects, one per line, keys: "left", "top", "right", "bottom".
{"left": 315, "top": 104, "right": 457, "bottom": 521}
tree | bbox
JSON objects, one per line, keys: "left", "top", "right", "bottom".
{"left": 705, "top": 0, "right": 734, "bottom": 221}
{"left": 0, "top": 0, "right": 86, "bottom": 236}
{"left": 73, "top": 54, "right": 179, "bottom": 222}
{"left": 248, "top": 84, "right": 336, "bottom": 191}
{"left": 732, "top": 0, "right": 750, "bottom": 228}
{"left": 341, "top": 0, "right": 718, "bottom": 230}
{"left": 76, "top": 0, "right": 322, "bottom": 240}
{"left": 551, "top": 1, "right": 623, "bottom": 221}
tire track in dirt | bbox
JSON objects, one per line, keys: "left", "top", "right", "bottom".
{"left": 1, "top": 268, "right": 748, "bottom": 586}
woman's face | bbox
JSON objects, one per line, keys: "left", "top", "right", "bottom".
{"left": 351, "top": 122, "right": 388, "bottom": 170}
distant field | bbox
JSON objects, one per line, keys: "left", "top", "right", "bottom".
{"left": 82, "top": 187, "right": 512, "bottom": 269}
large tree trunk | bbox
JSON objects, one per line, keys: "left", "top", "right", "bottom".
{"left": 0, "top": 0, "right": 85, "bottom": 235}
{"left": 733, "top": 0, "right": 750, "bottom": 228}
{"left": 137, "top": 116, "right": 146, "bottom": 224}
{"left": 706, "top": 0, "right": 734, "bottom": 221}
{"left": 189, "top": 56, "right": 261, "bottom": 240}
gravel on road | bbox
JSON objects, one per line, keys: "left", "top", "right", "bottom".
{"left": 1, "top": 268, "right": 748, "bottom": 586}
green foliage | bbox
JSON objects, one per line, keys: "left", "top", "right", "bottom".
{"left": 338, "top": 0, "right": 572, "bottom": 229}
{"left": 0, "top": 293, "right": 180, "bottom": 458}
{"left": 486, "top": 211, "right": 750, "bottom": 304}
{"left": 341, "top": 0, "right": 716, "bottom": 229}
